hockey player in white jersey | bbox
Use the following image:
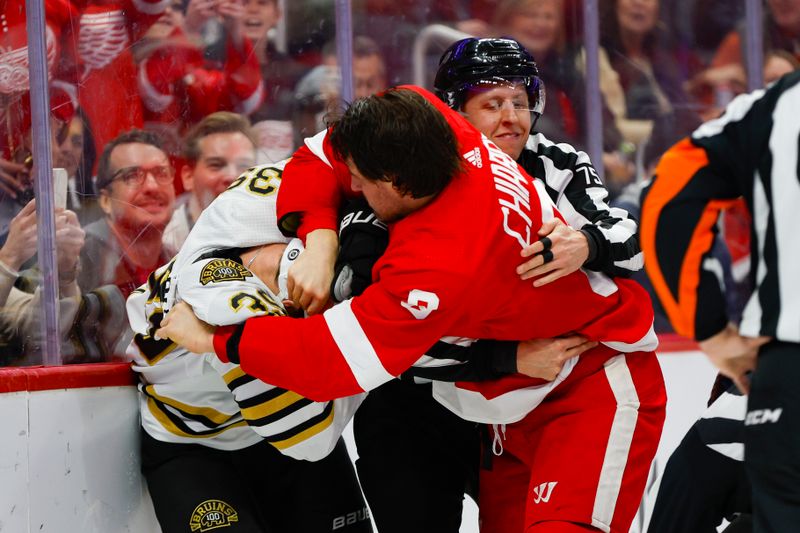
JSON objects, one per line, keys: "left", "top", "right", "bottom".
{"left": 126, "top": 160, "right": 371, "bottom": 533}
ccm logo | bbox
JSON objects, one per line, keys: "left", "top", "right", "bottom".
{"left": 401, "top": 289, "right": 440, "bottom": 320}
{"left": 745, "top": 408, "right": 783, "bottom": 426}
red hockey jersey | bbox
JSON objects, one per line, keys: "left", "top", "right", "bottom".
{"left": 214, "top": 86, "right": 657, "bottom": 403}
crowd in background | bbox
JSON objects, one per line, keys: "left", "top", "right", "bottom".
{"left": 1, "top": 0, "right": 799, "bottom": 365}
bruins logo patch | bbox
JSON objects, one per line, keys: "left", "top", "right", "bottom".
{"left": 189, "top": 499, "right": 239, "bottom": 531}
{"left": 200, "top": 259, "right": 252, "bottom": 285}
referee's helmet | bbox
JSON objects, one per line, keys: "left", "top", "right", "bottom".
{"left": 433, "top": 37, "right": 545, "bottom": 127}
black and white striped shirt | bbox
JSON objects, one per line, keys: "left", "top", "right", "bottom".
{"left": 519, "top": 134, "right": 643, "bottom": 277}
{"left": 641, "top": 70, "right": 800, "bottom": 342}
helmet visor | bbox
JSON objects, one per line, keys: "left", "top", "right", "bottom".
{"left": 460, "top": 76, "right": 545, "bottom": 116}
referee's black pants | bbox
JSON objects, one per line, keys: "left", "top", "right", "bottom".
{"left": 745, "top": 341, "right": 800, "bottom": 533}
{"left": 353, "top": 379, "right": 480, "bottom": 533}
{"left": 647, "top": 425, "right": 750, "bottom": 533}
{"left": 142, "top": 432, "right": 372, "bottom": 533}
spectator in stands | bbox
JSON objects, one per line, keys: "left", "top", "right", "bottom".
{"left": 658, "top": 0, "right": 745, "bottom": 66}
{"left": 599, "top": 0, "right": 700, "bottom": 153}
{"left": 713, "top": 0, "right": 800, "bottom": 68}
{"left": 65, "top": 0, "right": 173, "bottom": 169}
{"left": 350, "top": 37, "right": 389, "bottom": 99}
{"left": 492, "top": 0, "right": 633, "bottom": 196}
{"left": 162, "top": 112, "right": 257, "bottom": 256}
{"left": 292, "top": 36, "right": 388, "bottom": 148}
{"left": 53, "top": 108, "right": 104, "bottom": 226}
{"left": 135, "top": 0, "right": 263, "bottom": 151}
{"left": 0, "top": 0, "right": 81, "bottom": 233}
{"left": 689, "top": 0, "right": 800, "bottom": 119}
{"left": 242, "top": 0, "right": 308, "bottom": 162}
{"left": 764, "top": 49, "right": 800, "bottom": 83}
{"left": 351, "top": 0, "right": 468, "bottom": 85}
{"left": 79, "top": 129, "right": 175, "bottom": 299}
{"left": 0, "top": 113, "right": 81, "bottom": 240}
{"left": 0, "top": 200, "right": 82, "bottom": 363}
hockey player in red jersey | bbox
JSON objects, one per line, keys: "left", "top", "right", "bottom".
{"left": 158, "top": 86, "right": 666, "bottom": 532}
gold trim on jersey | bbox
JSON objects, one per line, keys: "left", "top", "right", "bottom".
{"left": 240, "top": 390, "right": 305, "bottom": 420}
{"left": 145, "top": 386, "right": 239, "bottom": 425}
{"left": 222, "top": 366, "right": 246, "bottom": 385}
{"left": 146, "top": 396, "right": 249, "bottom": 439}
{"left": 271, "top": 404, "right": 336, "bottom": 450}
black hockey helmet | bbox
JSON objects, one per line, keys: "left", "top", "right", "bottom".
{"left": 434, "top": 37, "right": 545, "bottom": 119}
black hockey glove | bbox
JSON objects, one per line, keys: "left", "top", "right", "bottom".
{"left": 332, "top": 198, "right": 389, "bottom": 302}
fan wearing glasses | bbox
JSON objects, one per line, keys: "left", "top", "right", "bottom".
{"left": 79, "top": 129, "right": 176, "bottom": 298}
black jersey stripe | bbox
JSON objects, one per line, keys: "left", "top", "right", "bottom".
{"left": 143, "top": 386, "right": 240, "bottom": 428}
{"left": 245, "top": 398, "right": 316, "bottom": 428}
{"left": 263, "top": 401, "right": 335, "bottom": 449}
{"left": 235, "top": 386, "right": 293, "bottom": 409}
{"left": 145, "top": 396, "right": 245, "bottom": 437}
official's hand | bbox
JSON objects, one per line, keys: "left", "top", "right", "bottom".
{"left": 155, "top": 301, "right": 216, "bottom": 354}
{"left": 518, "top": 218, "right": 589, "bottom": 287}
{"left": 287, "top": 229, "right": 337, "bottom": 315}
{"left": 0, "top": 200, "right": 38, "bottom": 271}
{"left": 698, "top": 323, "right": 771, "bottom": 394}
{"left": 516, "top": 335, "right": 597, "bottom": 381}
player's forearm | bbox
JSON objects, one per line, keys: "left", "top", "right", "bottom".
{"left": 404, "top": 339, "right": 517, "bottom": 382}
{"left": 304, "top": 229, "right": 339, "bottom": 270}
{"left": 213, "top": 314, "right": 366, "bottom": 402}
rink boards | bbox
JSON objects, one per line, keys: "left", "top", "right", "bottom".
{"left": 0, "top": 336, "right": 716, "bottom": 533}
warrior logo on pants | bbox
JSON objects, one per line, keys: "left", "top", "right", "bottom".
{"left": 532, "top": 481, "right": 558, "bottom": 504}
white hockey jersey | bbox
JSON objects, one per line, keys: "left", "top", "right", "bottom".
{"left": 126, "top": 161, "right": 364, "bottom": 460}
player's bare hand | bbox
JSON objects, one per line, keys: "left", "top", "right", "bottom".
{"left": 156, "top": 301, "right": 216, "bottom": 354}
{"left": 287, "top": 229, "right": 337, "bottom": 315}
{"left": 516, "top": 335, "right": 597, "bottom": 381}
{"left": 518, "top": 218, "right": 589, "bottom": 287}
{"left": 699, "top": 323, "right": 771, "bottom": 394}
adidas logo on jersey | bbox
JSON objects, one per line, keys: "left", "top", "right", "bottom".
{"left": 463, "top": 147, "right": 483, "bottom": 168}
{"left": 532, "top": 481, "right": 557, "bottom": 504}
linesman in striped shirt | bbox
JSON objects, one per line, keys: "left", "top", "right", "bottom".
{"left": 641, "top": 70, "right": 800, "bottom": 531}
